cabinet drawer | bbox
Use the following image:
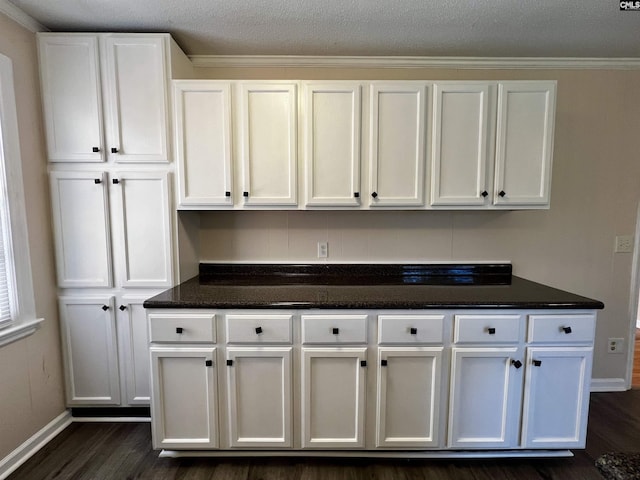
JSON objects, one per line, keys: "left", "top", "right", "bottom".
{"left": 149, "top": 314, "right": 216, "bottom": 343}
{"left": 301, "top": 315, "right": 368, "bottom": 344}
{"left": 453, "top": 315, "right": 522, "bottom": 344}
{"left": 527, "top": 314, "right": 596, "bottom": 344}
{"left": 225, "top": 314, "right": 292, "bottom": 344}
{"left": 378, "top": 314, "right": 444, "bottom": 344}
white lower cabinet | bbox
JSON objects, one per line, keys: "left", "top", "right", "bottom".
{"left": 226, "top": 347, "right": 293, "bottom": 448}
{"left": 150, "top": 347, "right": 219, "bottom": 449}
{"left": 301, "top": 347, "right": 367, "bottom": 448}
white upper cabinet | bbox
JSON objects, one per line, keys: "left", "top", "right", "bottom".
{"left": 174, "top": 81, "right": 233, "bottom": 207}
{"left": 38, "top": 33, "right": 171, "bottom": 163}
{"left": 494, "top": 81, "right": 556, "bottom": 207}
{"left": 239, "top": 82, "right": 298, "bottom": 206}
{"left": 303, "top": 82, "right": 362, "bottom": 207}
{"left": 369, "top": 83, "right": 427, "bottom": 207}
{"left": 431, "top": 83, "right": 492, "bottom": 206}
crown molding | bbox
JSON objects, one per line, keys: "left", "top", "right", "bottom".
{"left": 0, "top": 0, "right": 47, "bottom": 33}
{"left": 190, "top": 55, "right": 640, "bottom": 70}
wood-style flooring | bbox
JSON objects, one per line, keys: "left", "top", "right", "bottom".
{"left": 8, "top": 390, "right": 640, "bottom": 480}
{"left": 633, "top": 328, "right": 640, "bottom": 387}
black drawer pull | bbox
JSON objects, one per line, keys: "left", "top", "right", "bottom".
{"left": 511, "top": 359, "right": 522, "bottom": 369}
{"left": 176, "top": 327, "right": 183, "bottom": 334}
{"left": 225, "top": 191, "right": 231, "bottom": 197}
{"left": 94, "top": 178, "right": 102, "bottom": 184}
{"left": 101, "top": 305, "right": 109, "bottom": 311}
{"left": 243, "top": 191, "right": 249, "bottom": 197}
{"left": 487, "top": 327, "right": 496, "bottom": 335}
{"left": 354, "top": 192, "right": 360, "bottom": 198}
{"left": 533, "top": 360, "right": 542, "bottom": 367}
{"left": 227, "top": 359, "right": 233, "bottom": 366}
{"left": 499, "top": 190, "right": 506, "bottom": 197}
{"left": 562, "top": 326, "right": 572, "bottom": 334}
{"left": 360, "top": 360, "right": 367, "bottom": 367}
{"left": 92, "top": 147, "right": 100, "bottom": 153}
{"left": 371, "top": 192, "right": 378, "bottom": 198}
{"left": 111, "top": 147, "right": 118, "bottom": 154}
{"left": 332, "top": 327, "right": 339, "bottom": 335}
{"left": 118, "top": 305, "right": 127, "bottom": 311}
{"left": 112, "top": 178, "right": 120, "bottom": 184}
{"left": 255, "top": 326, "right": 263, "bottom": 334}
{"left": 205, "top": 360, "right": 213, "bottom": 367}
{"left": 410, "top": 327, "right": 418, "bottom": 335}
{"left": 481, "top": 190, "right": 488, "bottom": 197}
{"left": 381, "top": 359, "right": 388, "bottom": 366}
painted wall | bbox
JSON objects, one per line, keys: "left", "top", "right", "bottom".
{"left": 0, "top": 13, "right": 65, "bottom": 459}
{"left": 195, "top": 66, "right": 640, "bottom": 382}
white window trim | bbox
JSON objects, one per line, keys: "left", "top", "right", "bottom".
{"left": 0, "top": 53, "right": 42, "bottom": 346}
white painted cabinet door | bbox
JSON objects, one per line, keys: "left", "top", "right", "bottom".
{"left": 226, "top": 347, "right": 292, "bottom": 448}
{"left": 38, "top": 34, "right": 105, "bottom": 162}
{"left": 448, "top": 347, "right": 523, "bottom": 448}
{"left": 59, "top": 296, "right": 120, "bottom": 405}
{"left": 303, "top": 83, "right": 361, "bottom": 206}
{"left": 494, "top": 81, "right": 556, "bottom": 206}
{"left": 109, "top": 171, "right": 173, "bottom": 288}
{"left": 174, "top": 81, "right": 233, "bottom": 206}
{"left": 101, "top": 35, "right": 170, "bottom": 163}
{"left": 521, "top": 347, "right": 593, "bottom": 448}
{"left": 150, "top": 347, "right": 219, "bottom": 449}
{"left": 369, "top": 83, "right": 426, "bottom": 207}
{"left": 117, "top": 295, "right": 151, "bottom": 405}
{"left": 431, "top": 83, "right": 491, "bottom": 206}
{"left": 239, "top": 83, "right": 298, "bottom": 206}
{"left": 302, "top": 348, "right": 367, "bottom": 448}
{"left": 49, "top": 171, "right": 112, "bottom": 288}
{"left": 376, "top": 347, "right": 443, "bottom": 448}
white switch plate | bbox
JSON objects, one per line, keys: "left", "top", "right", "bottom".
{"left": 614, "top": 235, "right": 634, "bottom": 253}
{"left": 317, "top": 242, "right": 328, "bottom": 258}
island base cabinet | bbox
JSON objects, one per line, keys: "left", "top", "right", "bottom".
{"left": 521, "top": 347, "right": 593, "bottom": 449}
{"left": 150, "top": 347, "right": 219, "bottom": 449}
{"left": 226, "top": 347, "right": 293, "bottom": 448}
{"left": 376, "top": 348, "right": 443, "bottom": 448}
{"left": 302, "top": 348, "right": 367, "bottom": 448}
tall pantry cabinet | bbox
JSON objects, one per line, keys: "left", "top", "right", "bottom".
{"left": 38, "top": 33, "right": 193, "bottom": 407}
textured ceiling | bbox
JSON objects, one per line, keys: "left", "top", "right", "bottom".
{"left": 7, "top": 0, "right": 640, "bottom": 57}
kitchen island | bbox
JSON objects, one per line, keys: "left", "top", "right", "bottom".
{"left": 144, "top": 263, "right": 603, "bottom": 457}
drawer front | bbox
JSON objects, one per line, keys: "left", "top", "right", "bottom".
{"left": 149, "top": 314, "right": 216, "bottom": 343}
{"left": 301, "top": 315, "right": 368, "bottom": 344}
{"left": 378, "top": 314, "right": 445, "bottom": 344}
{"left": 528, "top": 314, "right": 596, "bottom": 344}
{"left": 225, "top": 314, "right": 293, "bottom": 344}
{"left": 454, "top": 315, "right": 522, "bottom": 344}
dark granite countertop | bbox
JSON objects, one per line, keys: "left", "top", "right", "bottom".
{"left": 143, "top": 264, "right": 605, "bottom": 310}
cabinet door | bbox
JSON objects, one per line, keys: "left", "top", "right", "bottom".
{"left": 239, "top": 82, "right": 297, "bottom": 205}
{"left": 369, "top": 83, "right": 426, "bottom": 207}
{"left": 226, "top": 347, "right": 292, "bottom": 447}
{"left": 303, "top": 83, "right": 361, "bottom": 206}
{"left": 376, "top": 347, "right": 443, "bottom": 448}
{"left": 150, "top": 347, "right": 219, "bottom": 449}
{"left": 49, "top": 171, "right": 112, "bottom": 288}
{"left": 59, "top": 296, "right": 120, "bottom": 405}
{"left": 117, "top": 295, "right": 151, "bottom": 404}
{"left": 521, "top": 347, "right": 593, "bottom": 448}
{"left": 101, "top": 35, "right": 169, "bottom": 163}
{"left": 302, "top": 347, "right": 367, "bottom": 448}
{"left": 448, "top": 347, "right": 523, "bottom": 448}
{"left": 109, "top": 171, "right": 173, "bottom": 288}
{"left": 174, "top": 81, "right": 233, "bottom": 206}
{"left": 431, "top": 83, "right": 491, "bottom": 206}
{"left": 38, "top": 34, "right": 104, "bottom": 162}
{"left": 494, "top": 81, "right": 556, "bottom": 206}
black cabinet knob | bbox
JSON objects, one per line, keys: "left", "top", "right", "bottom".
{"left": 101, "top": 305, "right": 109, "bottom": 311}
{"left": 225, "top": 191, "right": 231, "bottom": 197}
{"left": 381, "top": 359, "right": 388, "bottom": 367}
{"left": 481, "top": 190, "right": 488, "bottom": 197}
{"left": 360, "top": 360, "right": 367, "bottom": 367}
{"left": 410, "top": 327, "right": 418, "bottom": 335}
{"left": 112, "top": 179, "right": 120, "bottom": 184}
{"left": 354, "top": 192, "right": 360, "bottom": 198}
{"left": 371, "top": 192, "right": 378, "bottom": 198}
{"left": 205, "top": 360, "right": 213, "bottom": 367}
{"left": 176, "top": 327, "right": 183, "bottom": 334}
{"left": 533, "top": 360, "right": 542, "bottom": 367}
{"left": 111, "top": 147, "right": 118, "bottom": 154}
{"left": 511, "top": 359, "right": 523, "bottom": 369}
{"left": 332, "top": 327, "right": 339, "bottom": 335}
{"left": 226, "top": 359, "right": 233, "bottom": 366}
{"left": 118, "top": 305, "right": 127, "bottom": 311}
{"left": 92, "top": 147, "right": 100, "bottom": 153}
{"left": 499, "top": 190, "right": 506, "bottom": 197}
{"left": 94, "top": 178, "right": 102, "bottom": 184}
{"left": 487, "top": 327, "right": 496, "bottom": 335}
{"left": 255, "top": 326, "right": 263, "bottom": 334}
{"left": 243, "top": 191, "right": 249, "bottom": 197}
{"left": 562, "top": 326, "right": 572, "bottom": 334}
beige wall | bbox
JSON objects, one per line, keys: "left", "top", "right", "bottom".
{"left": 196, "top": 67, "right": 640, "bottom": 381}
{"left": 0, "top": 13, "right": 65, "bottom": 458}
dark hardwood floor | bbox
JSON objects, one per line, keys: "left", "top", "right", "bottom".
{"left": 8, "top": 390, "right": 640, "bottom": 480}
{"left": 633, "top": 329, "right": 640, "bottom": 387}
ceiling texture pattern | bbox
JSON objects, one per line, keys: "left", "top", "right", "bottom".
{"left": 7, "top": 0, "right": 640, "bottom": 57}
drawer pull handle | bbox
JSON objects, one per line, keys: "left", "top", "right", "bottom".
{"left": 499, "top": 190, "right": 506, "bottom": 197}
{"left": 371, "top": 192, "right": 378, "bottom": 199}
{"left": 481, "top": 190, "right": 488, "bottom": 197}
{"left": 225, "top": 191, "right": 231, "bottom": 197}
{"left": 205, "top": 360, "right": 213, "bottom": 367}
{"left": 111, "top": 147, "right": 119, "bottom": 154}
{"left": 92, "top": 147, "right": 100, "bottom": 153}
{"left": 227, "top": 359, "right": 233, "bottom": 366}
{"left": 112, "top": 178, "right": 120, "bottom": 184}
{"left": 255, "top": 326, "right": 263, "bottom": 334}
{"left": 410, "top": 327, "right": 418, "bottom": 335}
{"left": 101, "top": 305, "right": 109, "bottom": 311}
{"left": 332, "top": 327, "right": 339, "bottom": 335}
{"left": 511, "top": 359, "right": 522, "bottom": 369}
{"left": 176, "top": 327, "right": 183, "bottom": 334}
{"left": 562, "top": 326, "right": 572, "bottom": 334}
{"left": 243, "top": 191, "right": 249, "bottom": 197}
{"left": 487, "top": 327, "right": 496, "bottom": 335}
{"left": 360, "top": 360, "right": 367, "bottom": 367}
{"left": 533, "top": 360, "right": 542, "bottom": 367}
{"left": 381, "top": 359, "right": 388, "bottom": 366}
{"left": 354, "top": 192, "right": 360, "bottom": 198}
{"left": 94, "top": 178, "right": 102, "bottom": 184}
{"left": 118, "top": 305, "right": 127, "bottom": 311}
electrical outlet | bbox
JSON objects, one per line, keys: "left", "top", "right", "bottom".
{"left": 607, "top": 337, "right": 624, "bottom": 354}
{"left": 614, "top": 235, "right": 634, "bottom": 253}
{"left": 317, "top": 242, "right": 328, "bottom": 258}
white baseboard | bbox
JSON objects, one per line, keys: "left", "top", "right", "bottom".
{"left": 0, "top": 410, "right": 72, "bottom": 480}
{"left": 590, "top": 378, "right": 628, "bottom": 392}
